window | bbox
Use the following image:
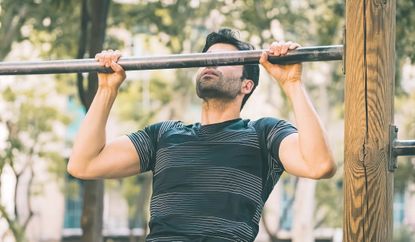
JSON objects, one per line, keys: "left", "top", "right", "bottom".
{"left": 393, "top": 190, "right": 405, "bottom": 227}
{"left": 63, "top": 173, "right": 83, "bottom": 229}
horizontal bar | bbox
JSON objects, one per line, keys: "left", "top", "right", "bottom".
{"left": 0, "top": 45, "right": 343, "bottom": 75}
{"left": 393, "top": 140, "right": 415, "bottom": 156}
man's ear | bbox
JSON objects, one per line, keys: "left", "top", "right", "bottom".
{"left": 241, "top": 79, "right": 255, "bottom": 94}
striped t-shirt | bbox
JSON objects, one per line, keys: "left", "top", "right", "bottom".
{"left": 127, "top": 117, "right": 297, "bottom": 242}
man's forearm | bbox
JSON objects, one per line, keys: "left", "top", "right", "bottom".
{"left": 68, "top": 87, "right": 118, "bottom": 172}
{"left": 285, "top": 82, "right": 334, "bottom": 169}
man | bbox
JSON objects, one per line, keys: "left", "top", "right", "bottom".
{"left": 68, "top": 28, "right": 336, "bottom": 241}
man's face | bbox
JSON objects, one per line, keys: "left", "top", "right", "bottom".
{"left": 195, "top": 43, "right": 244, "bottom": 101}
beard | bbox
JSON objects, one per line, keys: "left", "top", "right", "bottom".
{"left": 195, "top": 70, "right": 241, "bottom": 100}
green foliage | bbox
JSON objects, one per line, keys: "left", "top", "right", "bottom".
{"left": 115, "top": 77, "right": 171, "bottom": 129}
{"left": 395, "top": 0, "right": 415, "bottom": 93}
{"left": 394, "top": 159, "right": 415, "bottom": 193}
{"left": 393, "top": 225, "right": 415, "bottom": 242}
{"left": 314, "top": 176, "right": 343, "bottom": 228}
{"left": 395, "top": 90, "right": 415, "bottom": 193}
{"left": 0, "top": 82, "right": 70, "bottom": 241}
{"left": 222, "top": 1, "right": 309, "bottom": 45}
{"left": 396, "top": 0, "right": 415, "bottom": 64}
{"left": 111, "top": 0, "right": 219, "bottom": 53}
{"left": 309, "top": 0, "right": 344, "bottom": 45}
{"left": 0, "top": 0, "right": 76, "bottom": 60}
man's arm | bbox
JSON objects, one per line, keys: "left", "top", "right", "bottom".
{"left": 67, "top": 50, "right": 141, "bottom": 179}
{"left": 260, "top": 41, "right": 336, "bottom": 179}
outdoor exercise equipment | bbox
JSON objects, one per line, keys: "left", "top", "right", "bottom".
{"left": 0, "top": 45, "right": 342, "bottom": 75}
{"left": 0, "top": 43, "right": 413, "bottom": 160}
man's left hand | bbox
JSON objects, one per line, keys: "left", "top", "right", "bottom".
{"left": 259, "top": 41, "right": 302, "bottom": 93}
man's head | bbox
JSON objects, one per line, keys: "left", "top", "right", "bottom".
{"left": 195, "top": 28, "right": 259, "bottom": 109}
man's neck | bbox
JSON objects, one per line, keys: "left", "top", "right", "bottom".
{"left": 200, "top": 99, "right": 241, "bottom": 125}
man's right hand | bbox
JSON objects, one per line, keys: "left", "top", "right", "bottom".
{"left": 95, "top": 50, "right": 126, "bottom": 90}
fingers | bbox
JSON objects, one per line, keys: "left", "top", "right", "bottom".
{"left": 261, "top": 40, "right": 300, "bottom": 68}
{"left": 259, "top": 51, "right": 273, "bottom": 71}
{"left": 268, "top": 41, "right": 301, "bottom": 56}
{"left": 110, "top": 61, "right": 125, "bottom": 77}
{"left": 288, "top": 41, "right": 301, "bottom": 50}
{"left": 95, "top": 49, "right": 122, "bottom": 70}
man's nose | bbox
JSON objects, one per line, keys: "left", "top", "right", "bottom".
{"left": 205, "top": 66, "right": 217, "bottom": 70}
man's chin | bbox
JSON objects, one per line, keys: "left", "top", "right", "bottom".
{"left": 197, "top": 88, "right": 236, "bottom": 100}
{"left": 197, "top": 90, "right": 218, "bottom": 99}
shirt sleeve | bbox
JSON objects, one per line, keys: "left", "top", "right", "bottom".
{"left": 126, "top": 121, "right": 181, "bottom": 173}
{"left": 253, "top": 117, "right": 297, "bottom": 186}
{"left": 266, "top": 118, "right": 298, "bottom": 166}
{"left": 126, "top": 123, "right": 161, "bottom": 173}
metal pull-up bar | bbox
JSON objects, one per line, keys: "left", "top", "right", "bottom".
{"left": 389, "top": 125, "right": 415, "bottom": 171}
{"left": 0, "top": 45, "right": 343, "bottom": 75}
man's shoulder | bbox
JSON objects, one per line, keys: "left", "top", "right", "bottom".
{"left": 146, "top": 120, "right": 187, "bottom": 133}
{"left": 247, "top": 117, "right": 284, "bottom": 127}
{"left": 247, "top": 117, "right": 297, "bottom": 136}
{"left": 150, "top": 120, "right": 184, "bottom": 128}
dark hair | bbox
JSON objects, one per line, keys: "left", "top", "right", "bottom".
{"left": 202, "top": 28, "right": 259, "bottom": 109}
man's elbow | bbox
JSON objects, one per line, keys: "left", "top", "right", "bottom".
{"left": 67, "top": 158, "right": 92, "bottom": 180}
{"left": 67, "top": 159, "right": 80, "bottom": 178}
{"left": 312, "top": 158, "right": 337, "bottom": 179}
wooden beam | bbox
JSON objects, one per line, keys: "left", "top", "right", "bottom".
{"left": 344, "top": 0, "right": 395, "bottom": 241}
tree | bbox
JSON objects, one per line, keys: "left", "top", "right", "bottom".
{"left": 74, "top": 1, "right": 111, "bottom": 241}
{"left": 0, "top": 84, "right": 69, "bottom": 242}
{"left": 0, "top": 0, "right": 78, "bottom": 61}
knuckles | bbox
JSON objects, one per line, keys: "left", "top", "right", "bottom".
{"left": 269, "top": 40, "right": 300, "bottom": 54}
{"left": 95, "top": 50, "right": 122, "bottom": 63}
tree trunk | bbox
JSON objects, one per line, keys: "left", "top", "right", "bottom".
{"left": 78, "top": 1, "right": 111, "bottom": 242}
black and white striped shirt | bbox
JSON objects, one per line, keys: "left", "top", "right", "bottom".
{"left": 127, "top": 118, "right": 297, "bottom": 242}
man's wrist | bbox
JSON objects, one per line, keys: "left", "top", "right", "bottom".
{"left": 97, "top": 86, "right": 119, "bottom": 99}
{"left": 282, "top": 81, "right": 304, "bottom": 98}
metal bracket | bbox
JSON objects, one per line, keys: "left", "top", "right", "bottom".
{"left": 342, "top": 25, "right": 346, "bottom": 75}
{"left": 389, "top": 125, "right": 398, "bottom": 171}
{"left": 389, "top": 124, "right": 415, "bottom": 172}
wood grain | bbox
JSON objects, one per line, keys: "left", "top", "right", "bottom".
{"left": 343, "top": 0, "right": 395, "bottom": 241}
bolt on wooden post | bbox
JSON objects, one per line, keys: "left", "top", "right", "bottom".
{"left": 344, "top": 0, "right": 395, "bottom": 241}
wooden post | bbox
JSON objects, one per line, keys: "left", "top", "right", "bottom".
{"left": 344, "top": 0, "right": 395, "bottom": 241}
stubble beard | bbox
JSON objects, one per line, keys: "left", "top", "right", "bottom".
{"left": 196, "top": 72, "right": 241, "bottom": 101}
